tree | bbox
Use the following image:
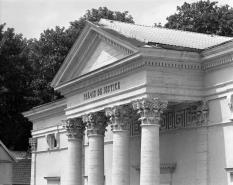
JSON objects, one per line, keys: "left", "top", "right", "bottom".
{"left": 0, "top": 24, "right": 33, "bottom": 150}
{"left": 164, "top": 0, "right": 233, "bottom": 36}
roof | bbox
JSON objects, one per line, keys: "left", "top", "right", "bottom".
{"left": 0, "top": 140, "right": 17, "bottom": 162}
{"left": 13, "top": 159, "right": 31, "bottom": 185}
{"left": 96, "top": 19, "right": 233, "bottom": 50}
{"left": 10, "top": 151, "right": 31, "bottom": 160}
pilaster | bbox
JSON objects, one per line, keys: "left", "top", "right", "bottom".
{"left": 195, "top": 101, "right": 209, "bottom": 185}
{"left": 29, "top": 138, "right": 37, "bottom": 185}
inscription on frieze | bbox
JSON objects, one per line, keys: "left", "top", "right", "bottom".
{"left": 83, "top": 82, "right": 120, "bottom": 100}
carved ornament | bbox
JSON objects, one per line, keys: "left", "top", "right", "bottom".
{"left": 82, "top": 112, "right": 108, "bottom": 136}
{"left": 29, "top": 138, "right": 37, "bottom": 152}
{"left": 227, "top": 94, "right": 233, "bottom": 121}
{"left": 132, "top": 98, "right": 168, "bottom": 125}
{"left": 105, "top": 105, "right": 130, "bottom": 131}
{"left": 62, "top": 118, "right": 85, "bottom": 139}
{"left": 189, "top": 101, "right": 209, "bottom": 126}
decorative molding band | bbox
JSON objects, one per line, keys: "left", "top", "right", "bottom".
{"left": 99, "top": 34, "right": 134, "bottom": 55}
{"left": 130, "top": 104, "right": 208, "bottom": 136}
{"left": 203, "top": 56, "right": 233, "bottom": 70}
{"left": 144, "top": 60, "right": 202, "bottom": 70}
{"left": 60, "top": 58, "right": 143, "bottom": 95}
{"left": 68, "top": 31, "right": 100, "bottom": 80}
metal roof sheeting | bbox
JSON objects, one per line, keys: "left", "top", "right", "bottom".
{"left": 98, "top": 19, "right": 233, "bottom": 50}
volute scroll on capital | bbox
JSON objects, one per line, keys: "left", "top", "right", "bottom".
{"left": 105, "top": 105, "right": 130, "bottom": 131}
{"left": 82, "top": 112, "right": 108, "bottom": 136}
{"left": 62, "top": 118, "right": 86, "bottom": 139}
{"left": 132, "top": 98, "right": 168, "bottom": 125}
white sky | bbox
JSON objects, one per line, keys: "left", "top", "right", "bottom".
{"left": 0, "top": 0, "right": 233, "bottom": 39}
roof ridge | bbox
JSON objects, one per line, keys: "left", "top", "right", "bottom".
{"left": 99, "top": 18, "right": 232, "bottom": 38}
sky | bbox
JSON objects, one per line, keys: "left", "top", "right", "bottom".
{"left": 1, "top": 0, "right": 233, "bottom": 39}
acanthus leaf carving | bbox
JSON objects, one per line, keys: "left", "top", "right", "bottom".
{"left": 82, "top": 112, "right": 108, "bottom": 136}
{"left": 62, "top": 118, "right": 86, "bottom": 139}
{"left": 189, "top": 101, "right": 209, "bottom": 126}
{"left": 105, "top": 105, "right": 130, "bottom": 131}
{"left": 29, "top": 138, "right": 37, "bottom": 152}
{"left": 132, "top": 98, "right": 168, "bottom": 125}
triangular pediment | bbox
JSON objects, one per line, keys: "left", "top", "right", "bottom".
{"left": 51, "top": 22, "right": 138, "bottom": 89}
{"left": 79, "top": 40, "right": 128, "bottom": 76}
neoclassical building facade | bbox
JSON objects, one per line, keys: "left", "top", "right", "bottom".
{"left": 24, "top": 19, "right": 233, "bottom": 185}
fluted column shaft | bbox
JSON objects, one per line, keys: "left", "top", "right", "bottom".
{"left": 133, "top": 98, "right": 168, "bottom": 185}
{"left": 83, "top": 112, "right": 108, "bottom": 185}
{"left": 106, "top": 106, "right": 130, "bottom": 185}
{"left": 141, "top": 124, "right": 160, "bottom": 184}
{"left": 67, "top": 138, "right": 83, "bottom": 185}
{"left": 88, "top": 135, "right": 105, "bottom": 185}
{"left": 63, "top": 118, "right": 85, "bottom": 185}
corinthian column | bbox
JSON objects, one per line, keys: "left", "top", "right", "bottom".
{"left": 82, "top": 112, "right": 108, "bottom": 185}
{"left": 106, "top": 105, "right": 130, "bottom": 185}
{"left": 133, "top": 98, "right": 168, "bottom": 185}
{"left": 63, "top": 118, "right": 85, "bottom": 185}
{"left": 29, "top": 138, "right": 37, "bottom": 185}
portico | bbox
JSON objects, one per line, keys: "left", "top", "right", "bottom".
{"left": 23, "top": 19, "right": 233, "bottom": 185}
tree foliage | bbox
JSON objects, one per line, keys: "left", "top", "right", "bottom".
{"left": 0, "top": 7, "right": 134, "bottom": 150}
{"left": 0, "top": 24, "right": 33, "bottom": 150}
{"left": 165, "top": 0, "right": 233, "bottom": 36}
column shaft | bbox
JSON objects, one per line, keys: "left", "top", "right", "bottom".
{"left": 112, "top": 130, "right": 130, "bottom": 185}
{"left": 140, "top": 124, "right": 160, "bottom": 185}
{"left": 30, "top": 153, "right": 36, "bottom": 185}
{"left": 67, "top": 138, "right": 83, "bottom": 185}
{"left": 88, "top": 135, "right": 105, "bottom": 185}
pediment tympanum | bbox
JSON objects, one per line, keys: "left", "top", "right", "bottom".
{"left": 51, "top": 22, "right": 137, "bottom": 90}
{"left": 78, "top": 39, "right": 128, "bottom": 76}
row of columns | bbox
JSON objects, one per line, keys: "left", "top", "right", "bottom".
{"left": 62, "top": 98, "right": 168, "bottom": 185}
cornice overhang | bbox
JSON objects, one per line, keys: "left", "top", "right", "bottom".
{"left": 51, "top": 21, "right": 139, "bottom": 89}
{"left": 54, "top": 46, "right": 206, "bottom": 97}
{"left": 139, "top": 47, "right": 201, "bottom": 63}
{"left": 200, "top": 41, "right": 233, "bottom": 71}
{"left": 202, "top": 40, "right": 233, "bottom": 60}
{"left": 54, "top": 52, "right": 142, "bottom": 96}
{"left": 22, "top": 99, "right": 66, "bottom": 122}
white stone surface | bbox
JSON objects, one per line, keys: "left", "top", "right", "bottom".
{"left": 31, "top": 152, "right": 36, "bottom": 185}
{"left": 112, "top": 130, "right": 130, "bottom": 185}
{"left": 196, "top": 127, "right": 208, "bottom": 185}
{"left": 80, "top": 40, "right": 127, "bottom": 75}
{"left": 66, "top": 138, "right": 83, "bottom": 185}
{"left": 88, "top": 135, "right": 105, "bottom": 185}
{"left": 140, "top": 124, "right": 160, "bottom": 185}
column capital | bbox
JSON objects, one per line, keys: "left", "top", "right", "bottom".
{"left": 194, "top": 101, "right": 209, "bottom": 126}
{"left": 62, "top": 118, "right": 85, "bottom": 139}
{"left": 132, "top": 98, "right": 168, "bottom": 125}
{"left": 29, "top": 138, "right": 37, "bottom": 152}
{"left": 105, "top": 105, "right": 130, "bottom": 131}
{"left": 82, "top": 112, "right": 108, "bottom": 136}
